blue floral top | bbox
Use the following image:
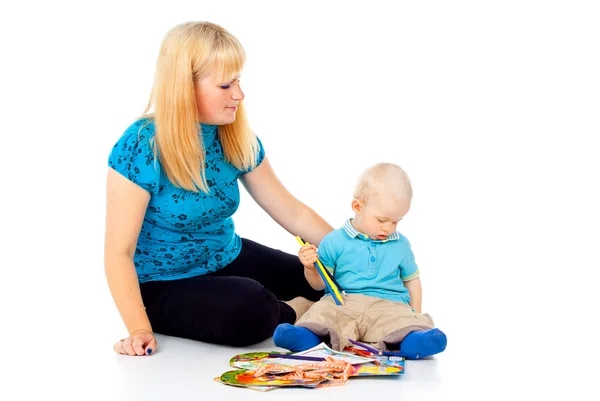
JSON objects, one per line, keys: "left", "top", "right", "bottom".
{"left": 108, "top": 119, "right": 264, "bottom": 283}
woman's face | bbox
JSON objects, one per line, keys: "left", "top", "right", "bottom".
{"left": 195, "top": 69, "right": 245, "bottom": 125}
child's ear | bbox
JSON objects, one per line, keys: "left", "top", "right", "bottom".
{"left": 351, "top": 199, "right": 363, "bottom": 214}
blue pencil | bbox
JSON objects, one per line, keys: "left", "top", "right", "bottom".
{"left": 296, "top": 236, "right": 342, "bottom": 305}
{"left": 348, "top": 339, "right": 382, "bottom": 355}
{"left": 323, "top": 266, "right": 347, "bottom": 297}
{"left": 299, "top": 237, "right": 347, "bottom": 297}
{"left": 313, "top": 261, "right": 342, "bottom": 306}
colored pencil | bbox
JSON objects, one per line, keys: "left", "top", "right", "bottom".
{"left": 295, "top": 236, "right": 344, "bottom": 305}
{"left": 317, "top": 258, "right": 347, "bottom": 297}
{"left": 344, "top": 346, "right": 374, "bottom": 357}
{"left": 348, "top": 339, "right": 382, "bottom": 355}
{"left": 267, "top": 353, "right": 326, "bottom": 362}
{"left": 298, "top": 237, "right": 347, "bottom": 297}
{"left": 296, "top": 236, "right": 344, "bottom": 304}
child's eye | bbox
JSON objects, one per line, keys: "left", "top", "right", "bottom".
{"left": 377, "top": 219, "right": 385, "bottom": 223}
{"left": 220, "top": 85, "right": 230, "bottom": 89}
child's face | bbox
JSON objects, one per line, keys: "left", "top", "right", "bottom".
{"left": 352, "top": 193, "right": 410, "bottom": 240}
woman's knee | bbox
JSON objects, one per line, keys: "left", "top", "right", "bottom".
{"left": 218, "top": 278, "right": 281, "bottom": 346}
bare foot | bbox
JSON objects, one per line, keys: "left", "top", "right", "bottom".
{"left": 284, "top": 297, "right": 315, "bottom": 322}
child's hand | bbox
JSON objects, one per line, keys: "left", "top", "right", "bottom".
{"left": 298, "top": 244, "right": 318, "bottom": 268}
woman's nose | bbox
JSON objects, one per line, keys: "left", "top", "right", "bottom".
{"left": 232, "top": 85, "right": 244, "bottom": 101}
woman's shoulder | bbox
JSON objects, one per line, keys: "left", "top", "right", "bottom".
{"left": 114, "top": 118, "right": 156, "bottom": 149}
{"left": 110, "top": 118, "right": 157, "bottom": 161}
{"left": 108, "top": 117, "right": 161, "bottom": 194}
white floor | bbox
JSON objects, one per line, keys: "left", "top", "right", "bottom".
{"left": 72, "top": 334, "right": 453, "bottom": 401}
{"left": 3, "top": 3, "right": 600, "bottom": 400}
{"left": 12, "top": 328, "right": 594, "bottom": 401}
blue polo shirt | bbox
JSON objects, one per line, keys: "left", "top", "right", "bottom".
{"left": 318, "top": 219, "right": 420, "bottom": 304}
{"left": 108, "top": 118, "right": 264, "bottom": 283}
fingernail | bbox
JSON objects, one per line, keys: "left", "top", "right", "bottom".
{"left": 147, "top": 348, "right": 153, "bottom": 355}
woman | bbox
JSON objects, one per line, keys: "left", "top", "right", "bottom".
{"left": 106, "top": 21, "right": 332, "bottom": 356}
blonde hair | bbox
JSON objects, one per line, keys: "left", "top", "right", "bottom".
{"left": 353, "top": 163, "right": 413, "bottom": 204}
{"left": 141, "top": 21, "right": 260, "bottom": 192}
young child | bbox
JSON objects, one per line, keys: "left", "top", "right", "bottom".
{"left": 273, "top": 163, "right": 447, "bottom": 359}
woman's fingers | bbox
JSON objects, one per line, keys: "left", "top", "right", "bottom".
{"left": 113, "top": 338, "right": 130, "bottom": 355}
{"left": 132, "top": 336, "right": 146, "bottom": 356}
{"left": 113, "top": 339, "right": 124, "bottom": 354}
{"left": 145, "top": 337, "right": 157, "bottom": 356}
{"left": 113, "top": 331, "right": 157, "bottom": 356}
{"left": 122, "top": 337, "right": 137, "bottom": 356}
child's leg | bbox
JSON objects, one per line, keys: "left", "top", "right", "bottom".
{"left": 362, "top": 298, "right": 447, "bottom": 359}
{"left": 274, "top": 295, "right": 361, "bottom": 351}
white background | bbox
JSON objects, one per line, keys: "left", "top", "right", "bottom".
{"left": 1, "top": 1, "right": 599, "bottom": 400}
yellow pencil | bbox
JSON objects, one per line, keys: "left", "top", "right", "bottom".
{"left": 295, "top": 236, "right": 344, "bottom": 305}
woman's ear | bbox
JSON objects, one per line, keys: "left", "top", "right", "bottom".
{"left": 351, "top": 199, "right": 363, "bottom": 214}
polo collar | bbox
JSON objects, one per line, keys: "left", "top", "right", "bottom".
{"left": 342, "top": 219, "right": 401, "bottom": 242}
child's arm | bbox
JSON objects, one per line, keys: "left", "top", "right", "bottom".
{"left": 299, "top": 244, "right": 326, "bottom": 290}
{"left": 404, "top": 277, "right": 422, "bottom": 313}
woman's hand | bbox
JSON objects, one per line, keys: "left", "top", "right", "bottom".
{"left": 113, "top": 329, "right": 157, "bottom": 356}
{"left": 298, "top": 244, "right": 318, "bottom": 268}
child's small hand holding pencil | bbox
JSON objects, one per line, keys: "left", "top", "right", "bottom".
{"left": 298, "top": 244, "right": 319, "bottom": 270}
{"left": 298, "top": 243, "right": 326, "bottom": 291}
{"left": 295, "top": 236, "right": 345, "bottom": 305}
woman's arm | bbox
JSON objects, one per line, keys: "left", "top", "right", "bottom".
{"left": 404, "top": 277, "right": 423, "bottom": 313}
{"left": 240, "top": 157, "right": 333, "bottom": 246}
{"left": 104, "top": 167, "right": 153, "bottom": 335}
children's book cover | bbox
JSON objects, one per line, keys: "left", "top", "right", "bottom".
{"left": 216, "top": 343, "right": 405, "bottom": 390}
{"left": 229, "top": 343, "right": 404, "bottom": 376}
{"left": 217, "top": 369, "right": 325, "bottom": 389}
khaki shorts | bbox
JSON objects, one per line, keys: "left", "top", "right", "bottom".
{"left": 296, "top": 293, "right": 435, "bottom": 351}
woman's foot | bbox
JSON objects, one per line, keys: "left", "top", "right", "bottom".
{"left": 284, "top": 296, "right": 314, "bottom": 322}
{"left": 273, "top": 323, "right": 321, "bottom": 352}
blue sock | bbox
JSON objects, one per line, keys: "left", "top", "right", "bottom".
{"left": 399, "top": 328, "right": 447, "bottom": 359}
{"left": 273, "top": 323, "right": 321, "bottom": 352}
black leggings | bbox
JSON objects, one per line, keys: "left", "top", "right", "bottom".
{"left": 139, "top": 238, "right": 324, "bottom": 347}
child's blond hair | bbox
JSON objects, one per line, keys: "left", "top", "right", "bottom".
{"left": 353, "top": 163, "right": 413, "bottom": 204}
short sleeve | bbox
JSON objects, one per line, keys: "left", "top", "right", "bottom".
{"left": 243, "top": 135, "right": 265, "bottom": 173}
{"left": 317, "top": 232, "right": 340, "bottom": 275}
{"left": 399, "top": 236, "right": 420, "bottom": 281}
{"left": 108, "top": 119, "right": 161, "bottom": 195}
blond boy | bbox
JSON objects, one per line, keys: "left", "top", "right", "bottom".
{"left": 273, "top": 163, "right": 447, "bottom": 359}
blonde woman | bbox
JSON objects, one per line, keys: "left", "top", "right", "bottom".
{"left": 105, "top": 21, "right": 332, "bottom": 356}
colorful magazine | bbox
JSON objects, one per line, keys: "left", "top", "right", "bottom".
{"left": 217, "top": 343, "right": 404, "bottom": 390}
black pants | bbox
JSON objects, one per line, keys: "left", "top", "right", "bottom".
{"left": 139, "top": 238, "right": 324, "bottom": 347}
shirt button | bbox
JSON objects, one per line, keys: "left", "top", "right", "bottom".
{"left": 370, "top": 242, "right": 376, "bottom": 247}
{"left": 370, "top": 256, "right": 376, "bottom": 262}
